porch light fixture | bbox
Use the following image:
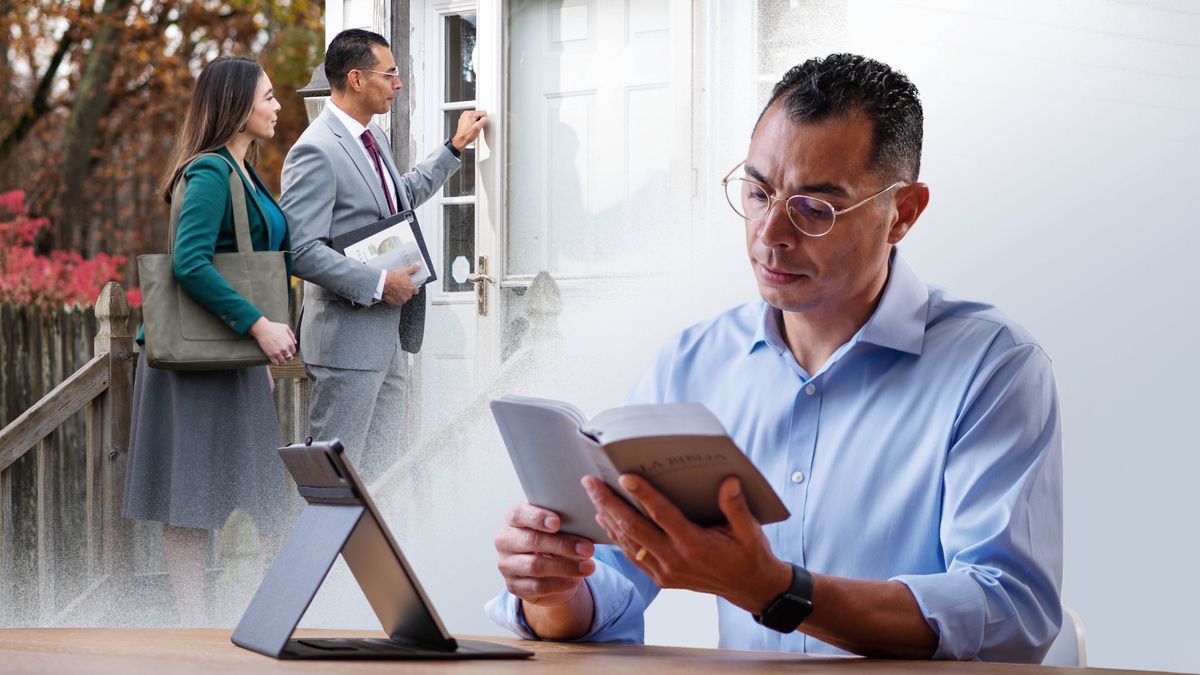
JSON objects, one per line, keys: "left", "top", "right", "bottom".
{"left": 297, "top": 64, "right": 331, "bottom": 124}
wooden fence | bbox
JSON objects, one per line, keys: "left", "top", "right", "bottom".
{"left": 0, "top": 297, "right": 96, "bottom": 618}
{"left": 0, "top": 285, "right": 135, "bottom": 625}
{"left": 0, "top": 283, "right": 309, "bottom": 627}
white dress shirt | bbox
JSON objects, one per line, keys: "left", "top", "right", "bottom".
{"left": 327, "top": 100, "right": 394, "bottom": 301}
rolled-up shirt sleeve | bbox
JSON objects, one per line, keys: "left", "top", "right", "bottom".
{"left": 893, "top": 339, "right": 1063, "bottom": 662}
{"left": 485, "top": 545, "right": 660, "bottom": 643}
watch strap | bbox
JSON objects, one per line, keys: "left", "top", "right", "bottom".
{"left": 752, "top": 563, "right": 814, "bottom": 633}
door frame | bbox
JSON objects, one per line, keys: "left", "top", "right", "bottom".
{"left": 473, "top": 0, "right": 505, "bottom": 374}
{"left": 412, "top": 0, "right": 503, "bottom": 388}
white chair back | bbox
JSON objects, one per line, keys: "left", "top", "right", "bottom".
{"left": 1043, "top": 606, "right": 1087, "bottom": 667}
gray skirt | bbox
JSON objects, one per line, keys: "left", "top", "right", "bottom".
{"left": 122, "top": 352, "right": 289, "bottom": 532}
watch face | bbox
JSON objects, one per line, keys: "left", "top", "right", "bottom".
{"left": 758, "top": 565, "right": 815, "bottom": 633}
{"left": 774, "top": 594, "right": 813, "bottom": 632}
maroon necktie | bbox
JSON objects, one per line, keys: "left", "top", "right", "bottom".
{"left": 360, "top": 130, "right": 397, "bottom": 215}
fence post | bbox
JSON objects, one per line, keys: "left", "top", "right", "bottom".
{"left": 36, "top": 434, "right": 55, "bottom": 622}
{"left": 0, "top": 470, "right": 11, "bottom": 622}
{"left": 91, "top": 283, "right": 133, "bottom": 577}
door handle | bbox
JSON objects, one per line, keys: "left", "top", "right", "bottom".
{"left": 469, "top": 256, "right": 492, "bottom": 317}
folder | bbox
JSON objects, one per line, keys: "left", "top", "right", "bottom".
{"left": 331, "top": 210, "right": 438, "bottom": 287}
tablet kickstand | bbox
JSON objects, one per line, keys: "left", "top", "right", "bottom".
{"left": 231, "top": 502, "right": 363, "bottom": 658}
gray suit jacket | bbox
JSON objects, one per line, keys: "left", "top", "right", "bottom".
{"left": 281, "top": 107, "right": 460, "bottom": 370}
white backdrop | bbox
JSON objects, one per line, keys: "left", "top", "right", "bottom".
{"left": 645, "top": 2, "right": 1199, "bottom": 672}
{"left": 849, "top": 3, "right": 1199, "bottom": 672}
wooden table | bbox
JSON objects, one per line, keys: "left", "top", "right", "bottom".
{"left": 0, "top": 628, "right": 1172, "bottom": 674}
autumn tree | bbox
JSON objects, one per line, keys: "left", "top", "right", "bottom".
{"left": 0, "top": 0, "right": 324, "bottom": 269}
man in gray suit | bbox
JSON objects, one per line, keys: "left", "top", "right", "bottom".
{"left": 281, "top": 29, "right": 487, "bottom": 480}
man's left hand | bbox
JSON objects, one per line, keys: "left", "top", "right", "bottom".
{"left": 582, "top": 474, "right": 793, "bottom": 615}
{"left": 451, "top": 110, "right": 489, "bottom": 152}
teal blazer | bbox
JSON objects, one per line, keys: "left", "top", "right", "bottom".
{"left": 138, "top": 148, "right": 292, "bottom": 343}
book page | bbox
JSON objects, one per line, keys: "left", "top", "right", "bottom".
{"left": 489, "top": 396, "right": 613, "bottom": 543}
{"left": 494, "top": 394, "right": 588, "bottom": 427}
{"left": 589, "top": 403, "right": 728, "bottom": 444}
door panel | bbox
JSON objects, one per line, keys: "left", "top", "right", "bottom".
{"left": 507, "top": 0, "right": 675, "bottom": 279}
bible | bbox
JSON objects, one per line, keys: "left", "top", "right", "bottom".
{"left": 489, "top": 394, "right": 790, "bottom": 544}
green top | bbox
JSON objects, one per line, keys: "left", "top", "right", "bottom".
{"left": 138, "top": 148, "right": 292, "bottom": 344}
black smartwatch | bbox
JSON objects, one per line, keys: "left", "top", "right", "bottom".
{"left": 443, "top": 137, "right": 462, "bottom": 158}
{"left": 752, "top": 563, "right": 814, "bottom": 633}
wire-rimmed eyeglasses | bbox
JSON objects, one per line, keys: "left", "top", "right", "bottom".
{"left": 721, "top": 161, "right": 905, "bottom": 237}
{"left": 360, "top": 68, "right": 402, "bottom": 83}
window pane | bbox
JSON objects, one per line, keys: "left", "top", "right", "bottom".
{"left": 443, "top": 203, "right": 475, "bottom": 293}
{"left": 443, "top": 110, "right": 476, "bottom": 197}
{"left": 445, "top": 14, "right": 477, "bottom": 103}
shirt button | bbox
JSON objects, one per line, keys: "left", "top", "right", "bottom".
{"left": 791, "top": 471, "right": 806, "bottom": 484}
{"left": 804, "top": 383, "right": 816, "bottom": 396}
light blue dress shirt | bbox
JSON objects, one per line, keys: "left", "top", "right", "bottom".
{"left": 486, "top": 250, "right": 1063, "bottom": 662}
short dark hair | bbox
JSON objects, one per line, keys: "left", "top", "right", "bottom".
{"left": 325, "top": 29, "right": 390, "bottom": 91}
{"left": 758, "top": 54, "right": 923, "bottom": 181}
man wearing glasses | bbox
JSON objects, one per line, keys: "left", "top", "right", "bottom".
{"left": 282, "top": 29, "right": 487, "bottom": 480}
{"left": 488, "top": 54, "right": 1062, "bottom": 663}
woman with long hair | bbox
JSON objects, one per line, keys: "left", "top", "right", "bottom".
{"left": 123, "top": 56, "right": 295, "bottom": 625}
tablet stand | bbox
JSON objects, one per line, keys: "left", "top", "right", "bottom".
{"left": 231, "top": 499, "right": 366, "bottom": 658}
{"left": 231, "top": 442, "right": 531, "bottom": 661}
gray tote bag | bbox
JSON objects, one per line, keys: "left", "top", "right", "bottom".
{"left": 137, "top": 153, "right": 288, "bottom": 370}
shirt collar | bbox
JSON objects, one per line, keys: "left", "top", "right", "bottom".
{"left": 750, "top": 302, "right": 785, "bottom": 355}
{"left": 327, "top": 100, "right": 368, "bottom": 140}
{"left": 858, "top": 249, "right": 929, "bottom": 355}
{"left": 748, "top": 248, "right": 929, "bottom": 357}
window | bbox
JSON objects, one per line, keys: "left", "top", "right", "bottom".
{"left": 440, "top": 13, "right": 478, "bottom": 293}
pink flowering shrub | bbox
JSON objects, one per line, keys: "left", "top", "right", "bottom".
{"left": 0, "top": 190, "right": 135, "bottom": 308}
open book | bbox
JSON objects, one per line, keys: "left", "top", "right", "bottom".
{"left": 490, "top": 394, "right": 790, "bottom": 544}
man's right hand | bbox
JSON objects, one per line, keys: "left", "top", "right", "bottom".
{"left": 494, "top": 502, "right": 596, "bottom": 639}
{"left": 451, "top": 110, "right": 489, "bottom": 152}
{"left": 381, "top": 263, "right": 422, "bottom": 306}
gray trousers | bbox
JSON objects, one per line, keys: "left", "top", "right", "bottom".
{"left": 306, "top": 341, "right": 409, "bottom": 483}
